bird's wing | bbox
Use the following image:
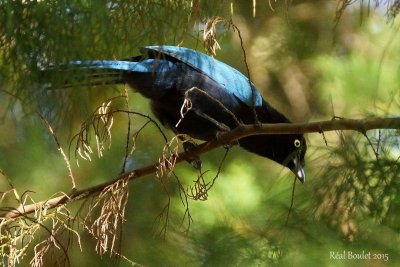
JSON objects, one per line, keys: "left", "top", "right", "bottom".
{"left": 142, "top": 46, "right": 263, "bottom": 107}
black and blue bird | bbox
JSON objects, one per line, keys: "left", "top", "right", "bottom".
{"left": 51, "top": 45, "right": 306, "bottom": 182}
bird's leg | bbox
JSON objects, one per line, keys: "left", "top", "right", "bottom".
{"left": 178, "top": 135, "right": 202, "bottom": 171}
{"left": 190, "top": 109, "right": 238, "bottom": 148}
{"left": 214, "top": 131, "right": 239, "bottom": 149}
{"left": 191, "top": 109, "right": 231, "bottom": 132}
{"left": 182, "top": 88, "right": 234, "bottom": 132}
{"left": 183, "top": 87, "right": 239, "bottom": 148}
{"left": 185, "top": 87, "right": 241, "bottom": 126}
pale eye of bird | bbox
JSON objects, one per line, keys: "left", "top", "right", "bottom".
{"left": 294, "top": 139, "right": 301, "bottom": 148}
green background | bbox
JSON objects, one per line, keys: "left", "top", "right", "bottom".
{"left": 1, "top": 1, "right": 400, "bottom": 266}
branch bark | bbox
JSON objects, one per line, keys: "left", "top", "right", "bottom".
{"left": 2, "top": 117, "right": 399, "bottom": 219}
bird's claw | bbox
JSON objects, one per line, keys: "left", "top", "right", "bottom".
{"left": 215, "top": 131, "right": 239, "bottom": 148}
{"left": 182, "top": 140, "right": 202, "bottom": 172}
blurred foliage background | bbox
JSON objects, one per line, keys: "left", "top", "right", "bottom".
{"left": 1, "top": 0, "right": 400, "bottom": 266}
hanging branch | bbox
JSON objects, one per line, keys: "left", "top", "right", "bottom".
{"left": 1, "top": 116, "right": 399, "bottom": 220}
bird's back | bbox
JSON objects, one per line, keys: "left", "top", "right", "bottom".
{"left": 142, "top": 46, "right": 263, "bottom": 107}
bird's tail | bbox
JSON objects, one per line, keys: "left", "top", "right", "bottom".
{"left": 42, "top": 59, "right": 139, "bottom": 89}
{"left": 42, "top": 57, "right": 174, "bottom": 90}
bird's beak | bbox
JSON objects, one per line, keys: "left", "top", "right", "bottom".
{"left": 292, "top": 158, "right": 305, "bottom": 183}
{"left": 296, "top": 167, "right": 305, "bottom": 183}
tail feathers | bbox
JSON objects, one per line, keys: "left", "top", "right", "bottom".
{"left": 71, "top": 60, "right": 152, "bottom": 72}
{"left": 42, "top": 67, "right": 123, "bottom": 89}
{"left": 44, "top": 59, "right": 175, "bottom": 89}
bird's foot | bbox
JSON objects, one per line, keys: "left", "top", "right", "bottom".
{"left": 182, "top": 140, "right": 202, "bottom": 171}
{"left": 215, "top": 131, "right": 239, "bottom": 149}
{"left": 331, "top": 115, "right": 345, "bottom": 120}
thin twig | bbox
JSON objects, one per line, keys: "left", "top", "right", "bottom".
{"left": 231, "top": 23, "right": 260, "bottom": 124}
{"left": 363, "top": 132, "right": 380, "bottom": 160}
{"left": 285, "top": 176, "right": 297, "bottom": 226}
{"left": 121, "top": 86, "right": 133, "bottom": 173}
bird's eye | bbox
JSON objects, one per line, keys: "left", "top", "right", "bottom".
{"left": 294, "top": 139, "right": 301, "bottom": 148}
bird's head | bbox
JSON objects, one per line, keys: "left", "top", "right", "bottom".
{"left": 239, "top": 134, "right": 307, "bottom": 183}
{"left": 252, "top": 102, "right": 307, "bottom": 183}
{"left": 282, "top": 135, "right": 307, "bottom": 183}
{"left": 258, "top": 134, "right": 307, "bottom": 183}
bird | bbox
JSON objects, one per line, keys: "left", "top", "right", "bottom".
{"left": 48, "top": 45, "right": 307, "bottom": 182}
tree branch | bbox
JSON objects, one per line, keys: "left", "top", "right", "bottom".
{"left": 2, "top": 117, "right": 399, "bottom": 219}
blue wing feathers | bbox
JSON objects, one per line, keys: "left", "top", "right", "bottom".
{"left": 144, "top": 46, "right": 263, "bottom": 107}
{"left": 69, "top": 46, "right": 263, "bottom": 107}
